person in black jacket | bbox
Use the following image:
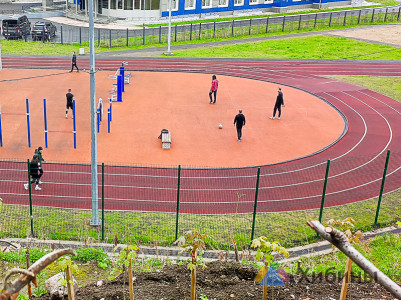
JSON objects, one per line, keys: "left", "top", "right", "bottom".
{"left": 270, "top": 87, "right": 285, "bottom": 120}
{"left": 34, "top": 146, "right": 45, "bottom": 183}
{"left": 234, "top": 109, "right": 246, "bottom": 142}
{"left": 66, "top": 89, "right": 74, "bottom": 119}
{"left": 24, "top": 155, "right": 42, "bottom": 191}
{"left": 70, "top": 51, "right": 79, "bottom": 72}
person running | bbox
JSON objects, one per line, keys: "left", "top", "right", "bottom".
{"left": 233, "top": 109, "right": 246, "bottom": 142}
{"left": 24, "top": 154, "right": 42, "bottom": 191}
{"left": 66, "top": 89, "right": 74, "bottom": 119}
{"left": 70, "top": 51, "right": 79, "bottom": 72}
{"left": 270, "top": 87, "right": 285, "bottom": 120}
{"left": 34, "top": 146, "right": 45, "bottom": 184}
{"left": 209, "top": 75, "right": 219, "bottom": 104}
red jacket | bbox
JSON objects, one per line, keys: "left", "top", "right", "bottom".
{"left": 211, "top": 79, "right": 219, "bottom": 92}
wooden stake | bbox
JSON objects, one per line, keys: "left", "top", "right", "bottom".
{"left": 129, "top": 258, "right": 134, "bottom": 300}
{"left": 65, "top": 258, "right": 75, "bottom": 300}
{"left": 262, "top": 286, "right": 267, "bottom": 300}
{"left": 25, "top": 249, "right": 32, "bottom": 299}
{"left": 190, "top": 267, "right": 196, "bottom": 300}
{"left": 340, "top": 257, "right": 353, "bottom": 300}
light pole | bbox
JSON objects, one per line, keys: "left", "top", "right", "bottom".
{"left": 89, "top": 0, "right": 100, "bottom": 226}
{"left": 164, "top": 0, "right": 174, "bottom": 55}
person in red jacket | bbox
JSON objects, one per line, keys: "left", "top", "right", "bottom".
{"left": 209, "top": 75, "right": 219, "bottom": 104}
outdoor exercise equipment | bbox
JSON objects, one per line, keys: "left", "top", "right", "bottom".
{"left": 43, "top": 98, "right": 77, "bottom": 149}
{"left": 0, "top": 98, "right": 31, "bottom": 147}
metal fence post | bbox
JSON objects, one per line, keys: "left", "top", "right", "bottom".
{"left": 314, "top": 13, "right": 318, "bottom": 28}
{"left": 249, "top": 18, "right": 252, "bottom": 35}
{"left": 159, "top": 26, "right": 162, "bottom": 43}
{"left": 250, "top": 167, "right": 261, "bottom": 242}
{"left": 371, "top": 8, "right": 375, "bottom": 23}
{"left": 101, "top": 162, "right": 105, "bottom": 241}
{"left": 61, "top": 26, "right": 63, "bottom": 44}
{"left": 374, "top": 150, "right": 391, "bottom": 226}
{"left": 175, "top": 165, "right": 181, "bottom": 241}
{"left": 126, "top": 28, "right": 129, "bottom": 47}
{"left": 384, "top": 7, "right": 388, "bottom": 22}
{"left": 27, "top": 159, "right": 34, "bottom": 237}
{"left": 79, "top": 27, "right": 82, "bottom": 45}
{"left": 266, "top": 17, "right": 269, "bottom": 33}
{"left": 232, "top": 20, "right": 234, "bottom": 36}
{"left": 143, "top": 26, "right": 146, "bottom": 45}
{"left": 318, "top": 160, "right": 331, "bottom": 224}
{"left": 329, "top": 12, "right": 333, "bottom": 27}
{"left": 98, "top": 28, "right": 101, "bottom": 47}
{"left": 398, "top": 6, "right": 401, "bottom": 21}
{"left": 174, "top": 24, "right": 177, "bottom": 42}
{"left": 199, "top": 23, "right": 202, "bottom": 39}
{"left": 298, "top": 15, "right": 302, "bottom": 30}
{"left": 343, "top": 11, "right": 347, "bottom": 26}
{"left": 109, "top": 29, "right": 112, "bottom": 48}
{"left": 190, "top": 23, "right": 192, "bottom": 40}
{"left": 358, "top": 9, "right": 362, "bottom": 24}
{"left": 282, "top": 16, "right": 286, "bottom": 32}
{"left": 213, "top": 21, "right": 216, "bottom": 38}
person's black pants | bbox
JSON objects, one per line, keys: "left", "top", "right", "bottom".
{"left": 209, "top": 90, "right": 217, "bottom": 103}
{"left": 236, "top": 126, "right": 243, "bottom": 140}
{"left": 273, "top": 105, "right": 282, "bottom": 118}
{"left": 31, "top": 174, "right": 42, "bottom": 184}
{"left": 71, "top": 62, "right": 79, "bottom": 72}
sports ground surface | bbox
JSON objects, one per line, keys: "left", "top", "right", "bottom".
{"left": 1, "top": 57, "right": 401, "bottom": 214}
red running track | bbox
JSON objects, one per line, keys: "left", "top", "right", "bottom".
{"left": 2, "top": 57, "right": 401, "bottom": 214}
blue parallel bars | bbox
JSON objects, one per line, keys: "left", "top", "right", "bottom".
{"left": 26, "top": 98, "right": 31, "bottom": 148}
{"left": 73, "top": 100, "right": 76, "bottom": 149}
{"left": 43, "top": 99, "right": 48, "bottom": 148}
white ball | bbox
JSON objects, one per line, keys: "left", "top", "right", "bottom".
{"left": 219, "top": 124, "right": 223, "bottom": 129}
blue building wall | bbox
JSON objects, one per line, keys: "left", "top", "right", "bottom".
{"left": 161, "top": 0, "right": 342, "bottom": 17}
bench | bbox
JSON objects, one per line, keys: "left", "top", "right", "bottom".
{"left": 162, "top": 132, "right": 171, "bottom": 149}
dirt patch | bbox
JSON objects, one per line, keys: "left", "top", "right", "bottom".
{"left": 35, "top": 261, "right": 396, "bottom": 299}
{"left": 328, "top": 24, "right": 401, "bottom": 47}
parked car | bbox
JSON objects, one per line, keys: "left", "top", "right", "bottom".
{"left": 1, "top": 15, "right": 31, "bottom": 40}
{"left": 31, "top": 21, "right": 57, "bottom": 41}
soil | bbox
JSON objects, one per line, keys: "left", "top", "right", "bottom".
{"left": 35, "top": 261, "right": 397, "bottom": 300}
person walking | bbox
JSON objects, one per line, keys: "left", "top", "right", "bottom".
{"left": 270, "top": 87, "right": 285, "bottom": 120}
{"left": 70, "top": 51, "right": 79, "bottom": 72}
{"left": 24, "top": 154, "right": 42, "bottom": 191}
{"left": 34, "top": 146, "right": 45, "bottom": 184}
{"left": 209, "top": 75, "right": 219, "bottom": 104}
{"left": 234, "top": 109, "right": 246, "bottom": 142}
{"left": 66, "top": 89, "right": 74, "bottom": 119}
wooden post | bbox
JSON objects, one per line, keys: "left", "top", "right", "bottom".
{"left": 263, "top": 261, "right": 268, "bottom": 300}
{"left": 190, "top": 267, "right": 196, "bottom": 300}
{"left": 129, "top": 258, "right": 134, "bottom": 300}
{"left": 65, "top": 257, "right": 75, "bottom": 300}
{"left": 190, "top": 252, "right": 197, "bottom": 300}
{"left": 26, "top": 249, "right": 32, "bottom": 299}
{"left": 340, "top": 257, "right": 353, "bottom": 300}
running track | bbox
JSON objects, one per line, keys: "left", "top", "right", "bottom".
{"left": 2, "top": 57, "right": 401, "bottom": 215}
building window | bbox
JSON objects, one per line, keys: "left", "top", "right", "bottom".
{"left": 124, "top": 0, "right": 133, "bottom": 9}
{"left": 202, "top": 0, "right": 211, "bottom": 7}
{"left": 111, "top": 0, "right": 116, "bottom": 9}
{"left": 117, "top": 0, "right": 122, "bottom": 9}
{"left": 101, "top": 0, "right": 108, "bottom": 8}
{"left": 249, "top": 0, "right": 258, "bottom": 4}
{"left": 264, "top": 0, "right": 273, "bottom": 3}
{"left": 218, "top": 0, "right": 228, "bottom": 6}
{"left": 234, "top": 0, "right": 243, "bottom": 5}
{"left": 185, "top": 0, "right": 195, "bottom": 9}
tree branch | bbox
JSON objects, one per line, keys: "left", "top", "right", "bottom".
{"left": 307, "top": 220, "right": 401, "bottom": 298}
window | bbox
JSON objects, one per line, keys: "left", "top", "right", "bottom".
{"left": 185, "top": 0, "right": 195, "bottom": 9}
{"left": 234, "top": 0, "right": 243, "bottom": 6}
{"left": 202, "top": 0, "right": 211, "bottom": 7}
{"left": 264, "top": 0, "right": 273, "bottom": 3}
{"left": 249, "top": 0, "right": 258, "bottom": 4}
{"left": 218, "top": 0, "right": 228, "bottom": 6}
{"left": 118, "top": 0, "right": 122, "bottom": 9}
{"left": 111, "top": 0, "right": 116, "bottom": 9}
{"left": 124, "top": 0, "right": 133, "bottom": 9}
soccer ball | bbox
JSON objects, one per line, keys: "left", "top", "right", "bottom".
{"left": 218, "top": 124, "right": 223, "bottom": 129}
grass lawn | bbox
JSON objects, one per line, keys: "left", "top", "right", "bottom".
{"left": 325, "top": 75, "right": 401, "bottom": 102}
{"left": 171, "top": 35, "right": 401, "bottom": 60}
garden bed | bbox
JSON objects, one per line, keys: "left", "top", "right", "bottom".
{"left": 35, "top": 261, "right": 396, "bottom": 299}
